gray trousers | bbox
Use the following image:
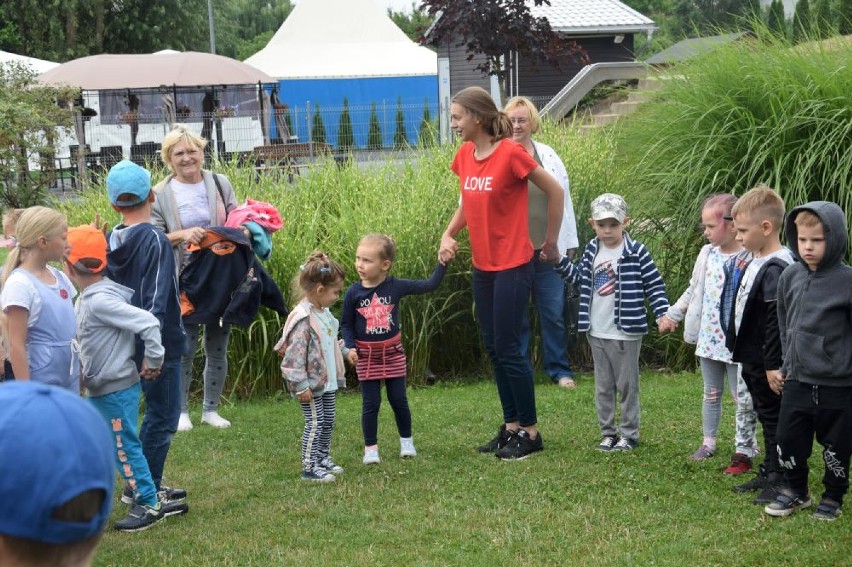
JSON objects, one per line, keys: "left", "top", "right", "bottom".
{"left": 588, "top": 335, "right": 642, "bottom": 441}
{"left": 180, "top": 322, "right": 232, "bottom": 413}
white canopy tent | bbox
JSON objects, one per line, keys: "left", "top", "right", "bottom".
{"left": 245, "top": 0, "right": 436, "bottom": 79}
{"left": 244, "top": 0, "right": 437, "bottom": 147}
{"left": 0, "top": 50, "right": 59, "bottom": 73}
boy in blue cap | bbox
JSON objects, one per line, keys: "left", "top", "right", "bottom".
{"left": 0, "top": 381, "right": 113, "bottom": 566}
{"left": 103, "top": 159, "right": 189, "bottom": 511}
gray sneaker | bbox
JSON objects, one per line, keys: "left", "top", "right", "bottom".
{"left": 114, "top": 502, "right": 164, "bottom": 532}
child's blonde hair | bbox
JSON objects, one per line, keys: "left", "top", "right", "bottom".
{"left": 291, "top": 251, "right": 346, "bottom": 304}
{"left": 2, "top": 208, "right": 24, "bottom": 238}
{"left": 731, "top": 184, "right": 785, "bottom": 230}
{"left": 0, "top": 206, "right": 67, "bottom": 288}
{"left": 359, "top": 233, "right": 396, "bottom": 263}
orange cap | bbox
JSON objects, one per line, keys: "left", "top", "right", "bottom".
{"left": 66, "top": 225, "right": 107, "bottom": 274}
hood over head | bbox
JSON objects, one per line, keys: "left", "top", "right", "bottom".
{"left": 785, "top": 201, "right": 848, "bottom": 271}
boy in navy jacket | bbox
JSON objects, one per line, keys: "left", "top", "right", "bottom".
{"left": 104, "top": 160, "right": 189, "bottom": 514}
{"left": 556, "top": 193, "right": 668, "bottom": 452}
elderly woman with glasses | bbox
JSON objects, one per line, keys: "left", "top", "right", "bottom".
{"left": 151, "top": 124, "right": 238, "bottom": 431}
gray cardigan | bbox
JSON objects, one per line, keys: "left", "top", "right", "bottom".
{"left": 151, "top": 169, "right": 238, "bottom": 274}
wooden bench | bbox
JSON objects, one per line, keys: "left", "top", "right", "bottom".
{"left": 251, "top": 142, "right": 332, "bottom": 163}
{"left": 250, "top": 142, "right": 333, "bottom": 182}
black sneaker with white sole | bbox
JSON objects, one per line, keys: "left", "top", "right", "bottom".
{"left": 122, "top": 484, "right": 187, "bottom": 504}
{"left": 114, "top": 503, "right": 164, "bottom": 533}
{"left": 495, "top": 430, "right": 543, "bottom": 461}
{"left": 477, "top": 424, "right": 516, "bottom": 454}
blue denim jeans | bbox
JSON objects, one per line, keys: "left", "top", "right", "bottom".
{"left": 473, "top": 261, "right": 537, "bottom": 427}
{"left": 139, "top": 358, "right": 181, "bottom": 490}
{"left": 89, "top": 383, "right": 158, "bottom": 507}
{"left": 519, "top": 254, "right": 573, "bottom": 382}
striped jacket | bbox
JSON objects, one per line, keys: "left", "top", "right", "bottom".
{"left": 555, "top": 233, "right": 669, "bottom": 335}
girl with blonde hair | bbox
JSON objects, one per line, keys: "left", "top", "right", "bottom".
{"left": 0, "top": 206, "right": 78, "bottom": 390}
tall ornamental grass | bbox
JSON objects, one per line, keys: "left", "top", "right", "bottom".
{"left": 613, "top": 32, "right": 852, "bottom": 368}
{"left": 63, "top": 147, "right": 480, "bottom": 399}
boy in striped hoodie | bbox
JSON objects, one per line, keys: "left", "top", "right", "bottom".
{"left": 556, "top": 193, "right": 669, "bottom": 451}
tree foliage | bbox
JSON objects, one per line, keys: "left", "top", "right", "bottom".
{"left": 792, "top": 0, "right": 811, "bottom": 41}
{"left": 367, "top": 103, "right": 382, "bottom": 150}
{"left": 0, "top": 0, "right": 292, "bottom": 62}
{"left": 767, "top": 0, "right": 788, "bottom": 36}
{"left": 0, "top": 62, "right": 77, "bottom": 207}
{"left": 393, "top": 97, "right": 408, "bottom": 149}
{"left": 840, "top": 0, "right": 852, "bottom": 34}
{"left": 311, "top": 103, "right": 326, "bottom": 145}
{"left": 420, "top": 0, "right": 585, "bottom": 95}
{"left": 418, "top": 99, "right": 436, "bottom": 147}
{"left": 387, "top": 3, "right": 434, "bottom": 42}
{"left": 337, "top": 97, "right": 354, "bottom": 150}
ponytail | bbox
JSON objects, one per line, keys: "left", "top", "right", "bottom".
{"left": 492, "top": 111, "right": 512, "bottom": 142}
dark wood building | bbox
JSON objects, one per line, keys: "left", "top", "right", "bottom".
{"left": 426, "top": 0, "right": 655, "bottom": 106}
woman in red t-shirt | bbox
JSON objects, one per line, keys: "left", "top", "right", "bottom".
{"left": 438, "top": 86, "right": 564, "bottom": 461}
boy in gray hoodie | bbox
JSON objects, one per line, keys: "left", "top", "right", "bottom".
{"left": 64, "top": 225, "right": 174, "bottom": 532}
{"left": 765, "top": 202, "right": 852, "bottom": 521}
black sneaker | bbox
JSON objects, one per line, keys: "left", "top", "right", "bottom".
{"left": 613, "top": 437, "right": 638, "bottom": 451}
{"left": 477, "top": 425, "right": 516, "bottom": 454}
{"left": 597, "top": 435, "right": 618, "bottom": 452}
{"left": 159, "top": 493, "right": 189, "bottom": 517}
{"left": 159, "top": 485, "right": 187, "bottom": 503}
{"left": 754, "top": 483, "right": 784, "bottom": 505}
{"left": 732, "top": 473, "right": 767, "bottom": 493}
{"left": 122, "top": 484, "right": 187, "bottom": 505}
{"left": 114, "top": 502, "right": 164, "bottom": 532}
{"left": 495, "top": 430, "right": 543, "bottom": 461}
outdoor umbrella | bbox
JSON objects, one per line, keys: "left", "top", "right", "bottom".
{"left": 38, "top": 51, "right": 275, "bottom": 90}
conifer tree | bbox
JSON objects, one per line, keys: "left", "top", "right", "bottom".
{"left": 337, "top": 97, "right": 354, "bottom": 150}
{"left": 792, "top": 0, "right": 811, "bottom": 42}
{"left": 418, "top": 99, "right": 436, "bottom": 148}
{"left": 367, "top": 102, "right": 382, "bottom": 150}
{"left": 393, "top": 97, "right": 408, "bottom": 149}
{"left": 312, "top": 103, "right": 326, "bottom": 145}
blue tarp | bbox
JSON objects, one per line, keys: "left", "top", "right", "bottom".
{"left": 272, "top": 75, "right": 438, "bottom": 147}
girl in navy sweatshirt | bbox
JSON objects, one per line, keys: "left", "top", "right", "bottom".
{"left": 341, "top": 234, "right": 446, "bottom": 464}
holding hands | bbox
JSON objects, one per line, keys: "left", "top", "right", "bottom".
{"left": 438, "top": 234, "right": 458, "bottom": 265}
{"left": 658, "top": 315, "right": 678, "bottom": 334}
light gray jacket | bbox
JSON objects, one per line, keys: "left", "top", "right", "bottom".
{"left": 75, "top": 278, "right": 164, "bottom": 397}
{"left": 151, "top": 169, "right": 238, "bottom": 274}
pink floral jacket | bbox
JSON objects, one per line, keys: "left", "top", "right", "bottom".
{"left": 274, "top": 301, "right": 345, "bottom": 395}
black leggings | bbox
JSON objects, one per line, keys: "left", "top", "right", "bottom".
{"left": 361, "top": 377, "right": 411, "bottom": 446}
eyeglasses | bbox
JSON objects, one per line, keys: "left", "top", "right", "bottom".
{"left": 172, "top": 149, "right": 200, "bottom": 158}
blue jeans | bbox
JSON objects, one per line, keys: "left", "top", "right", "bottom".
{"left": 139, "top": 358, "right": 181, "bottom": 490}
{"left": 519, "top": 254, "right": 572, "bottom": 382}
{"left": 473, "top": 261, "right": 537, "bottom": 427}
{"left": 89, "top": 383, "right": 158, "bottom": 507}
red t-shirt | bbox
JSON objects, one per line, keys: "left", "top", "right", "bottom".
{"left": 451, "top": 139, "right": 538, "bottom": 271}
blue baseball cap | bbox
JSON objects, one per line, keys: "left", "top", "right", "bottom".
{"left": 0, "top": 382, "right": 114, "bottom": 544}
{"left": 106, "top": 159, "right": 152, "bottom": 207}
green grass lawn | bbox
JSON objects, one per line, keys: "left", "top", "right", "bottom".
{"left": 94, "top": 372, "right": 850, "bottom": 566}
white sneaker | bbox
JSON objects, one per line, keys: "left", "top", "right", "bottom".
{"left": 177, "top": 412, "right": 193, "bottom": 432}
{"left": 363, "top": 446, "right": 381, "bottom": 465}
{"left": 201, "top": 411, "right": 231, "bottom": 428}
{"left": 400, "top": 437, "right": 417, "bottom": 458}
